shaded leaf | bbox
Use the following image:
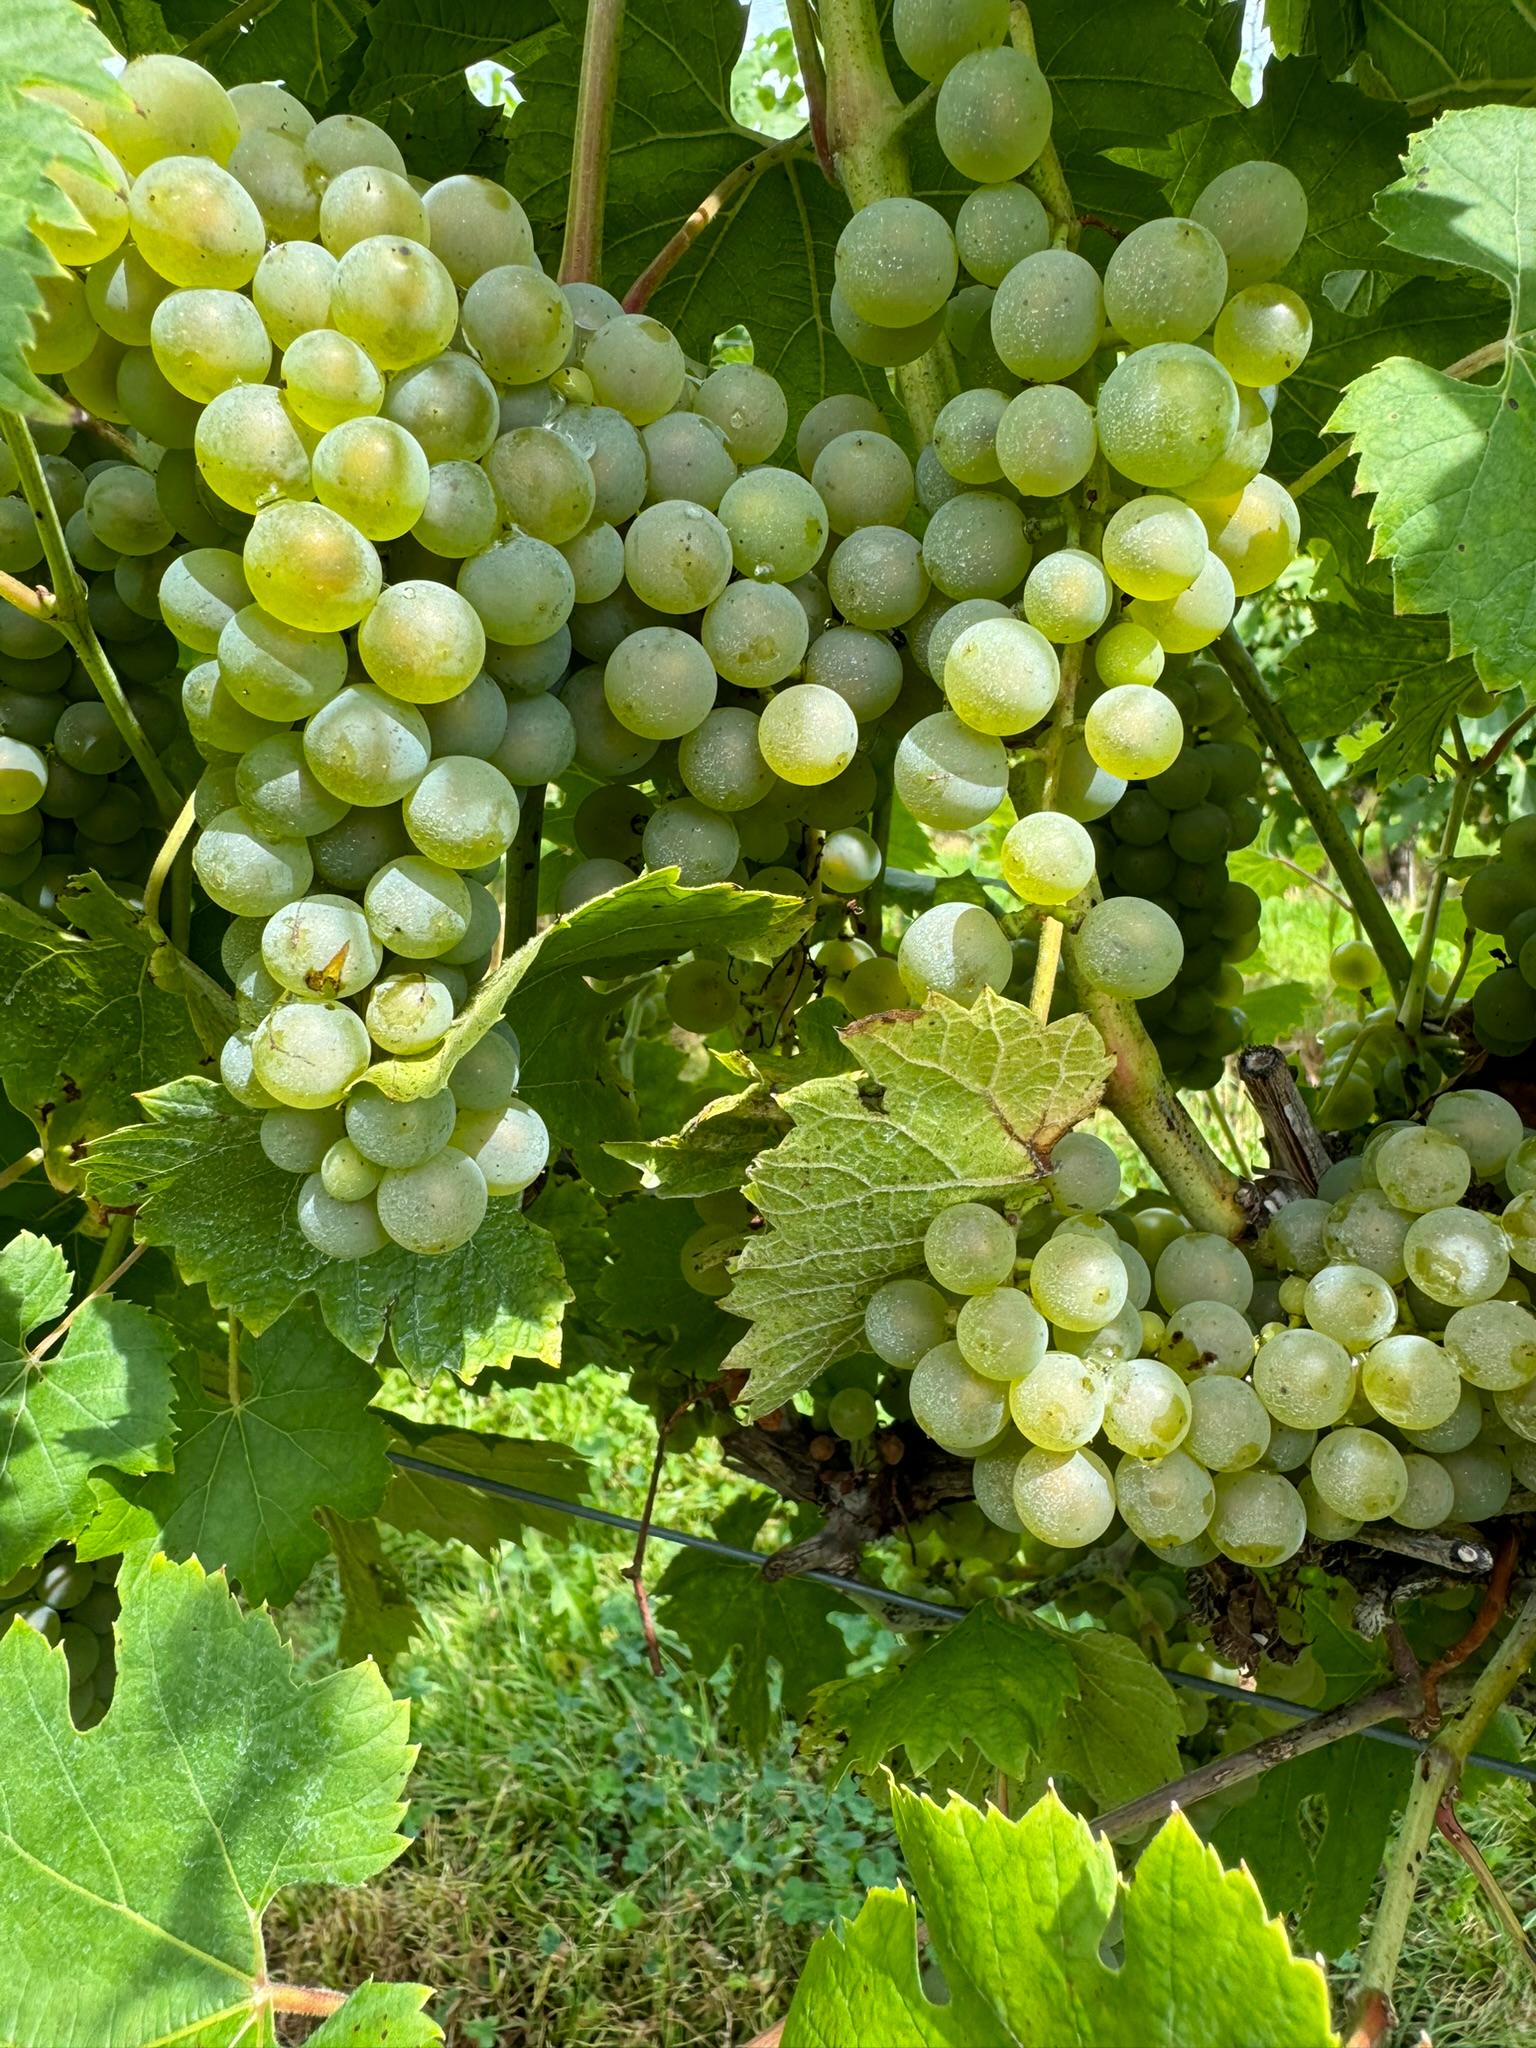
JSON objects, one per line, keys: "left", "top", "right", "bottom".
{"left": 381, "top": 1411, "right": 589, "bottom": 1556}
{"left": 160, "top": 0, "right": 369, "bottom": 105}
{"left": 327, "top": 1513, "right": 423, "bottom": 1669}
{"left": 606, "top": 1081, "right": 789, "bottom": 1197}
{"left": 1238, "top": 980, "right": 1319, "bottom": 1046}
{"left": 1277, "top": 601, "right": 1475, "bottom": 775}
{"left": 1360, "top": 0, "right": 1536, "bottom": 111}
{"left": 1045, "top": 1625, "right": 1183, "bottom": 1809}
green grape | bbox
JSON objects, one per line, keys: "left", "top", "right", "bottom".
{"left": 894, "top": 710, "right": 1008, "bottom": 828}
{"left": 1046, "top": 1131, "right": 1121, "bottom": 1215}
{"left": 319, "top": 1137, "right": 383, "bottom": 1203}
{"left": 820, "top": 826, "right": 882, "bottom": 894}
{"left": 115, "top": 348, "right": 203, "bottom": 447}
{"left": 581, "top": 314, "right": 685, "bottom": 424}
{"left": 362, "top": 970, "right": 454, "bottom": 1057}
{"left": 623, "top": 502, "right": 733, "bottom": 614}
{"left": 1101, "top": 495, "right": 1207, "bottom": 601}
{"left": 955, "top": 1286, "right": 1047, "bottom": 1381}
{"left": 421, "top": 175, "right": 534, "bottom": 288}
{"left": 252, "top": 997, "right": 371, "bottom": 1110}
{"left": 1426, "top": 1088, "right": 1522, "bottom": 1177}
{"left": 1096, "top": 343, "right": 1240, "bottom": 490}
{"left": 260, "top": 1105, "right": 345, "bottom": 1174}
{"left": 1183, "top": 384, "right": 1274, "bottom": 499}
{"left": 924, "top": 1201, "right": 1016, "bottom": 1293}
{"left": 1195, "top": 475, "right": 1299, "bottom": 596}
{"left": 309, "top": 417, "right": 430, "bottom": 542}
{"left": 182, "top": 662, "right": 279, "bottom": 753}
{"left": 692, "top": 363, "right": 789, "bottom": 465}
{"left": 105, "top": 53, "right": 240, "bottom": 172}
{"left": 1000, "top": 810, "right": 1093, "bottom": 906}
{"left": 84, "top": 245, "right": 171, "bottom": 350}
{"left": 37, "top": 131, "right": 131, "bottom": 269}
{"left": 1094, "top": 623, "right": 1164, "bottom": 687}
{"left": 702, "top": 580, "right": 809, "bottom": 689}
{"left": 415, "top": 461, "right": 500, "bottom": 559}
{"left": 566, "top": 668, "right": 658, "bottom": 780}
{"left": 834, "top": 198, "right": 958, "bottom": 328}
{"left": 1190, "top": 160, "right": 1308, "bottom": 291}
{"left": 756, "top": 684, "right": 859, "bottom": 786}
{"left": 665, "top": 958, "right": 739, "bottom": 1032}
{"left": 276, "top": 330, "right": 383, "bottom": 436}
{"left": 1253, "top": 1326, "right": 1354, "bottom": 1429}
{"left": 448, "top": 1026, "right": 521, "bottom": 1113}
{"left": 84, "top": 466, "right": 173, "bottom": 556}
{"left": 403, "top": 756, "right": 519, "bottom": 869}
{"left": 1159, "top": 1300, "right": 1258, "bottom": 1388}
{"left": 990, "top": 249, "right": 1102, "bottom": 381}
{"left": 0, "top": 740, "right": 46, "bottom": 815}
{"left": 1022, "top": 548, "right": 1112, "bottom": 644}
{"left": 53, "top": 702, "right": 126, "bottom": 779}
{"left": 821, "top": 1385, "right": 875, "bottom": 1441}
{"left": 994, "top": 383, "right": 1096, "bottom": 496}
{"left": 232, "top": 739, "right": 342, "bottom": 843}
{"left": 796, "top": 393, "right": 887, "bottom": 474}
{"left": 1210, "top": 1470, "right": 1305, "bottom": 1566}
{"left": 910, "top": 1341, "right": 1008, "bottom": 1453}
{"left": 1323, "top": 1186, "right": 1410, "bottom": 1284}
{"left": 1303, "top": 1262, "right": 1398, "bottom": 1347}
{"left": 330, "top": 236, "right": 458, "bottom": 371}
{"left": 602, "top": 626, "right": 717, "bottom": 740}
{"left": 157, "top": 548, "right": 249, "bottom": 654}
{"left": 484, "top": 426, "right": 596, "bottom": 543}
{"left": 221, "top": 1026, "right": 275, "bottom": 1108}
{"left": 1180, "top": 1373, "right": 1266, "bottom": 1471}
{"left": 1029, "top": 1233, "right": 1128, "bottom": 1331}
{"left": 1128, "top": 553, "right": 1236, "bottom": 653}
{"left": 303, "top": 111, "right": 405, "bottom": 180}
{"left": 1374, "top": 1126, "right": 1472, "bottom": 1213}
{"left": 1310, "top": 1426, "right": 1407, "bottom": 1521}
{"left": 149, "top": 287, "right": 271, "bottom": 402}
{"left": 252, "top": 242, "right": 337, "bottom": 350}
{"left": 893, "top": 0, "right": 1009, "bottom": 79}
{"left": 955, "top": 180, "right": 1049, "bottom": 285}
{"left": 244, "top": 501, "right": 383, "bottom": 632}
{"left": 717, "top": 467, "right": 829, "bottom": 584}
{"left": 1073, "top": 895, "right": 1184, "bottom": 1000}
{"left": 1013, "top": 1445, "right": 1116, "bottom": 1547}
{"left": 452, "top": 1099, "right": 549, "bottom": 1196}
{"left": 0, "top": 499, "right": 43, "bottom": 576}
{"left": 376, "top": 1149, "right": 488, "bottom": 1256}
{"left": 828, "top": 525, "right": 930, "bottom": 628}
{"left": 384, "top": 353, "right": 500, "bottom": 464}
{"left": 127, "top": 155, "right": 265, "bottom": 289}
{"left": 1009, "top": 1352, "right": 1107, "bottom": 1452}
{"left": 1154, "top": 1231, "right": 1252, "bottom": 1313}
{"left": 1329, "top": 938, "right": 1382, "bottom": 992}
{"left": 458, "top": 536, "right": 575, "bottom": 647}
{"left": 1105, "top": 1358, "right": 1193, "bottom": 1459}
{"left": 493, "top": 693, "right": 577, "bottom": 786}
{"left": 1361, "top": 1333, "right": 1462, "bottom": 1428}
{"left": 364, "top": 854, "right": 471, "bottom": 958}
{"left": 193, "top": 805, "right": 312, "bottom": 916}
{"left": 641, "top": 799, "right": 740, "bottom": 884}
{"left": 1115, "top": 1449, "right": 1214, "bottom": 1546}
{"left": 215, "top": 610, "right": 338, "bottom": 726}
{"left": 803, "top": 626, "right": 902, "bottom": 723}
{"left": 921, "top": 492, "right": 1030, "bottom": 602}
{"left": 841, "top": 954, "right": 916, "bottom": 1018}
{"left": 932, "top": 389, "right": 1009, "bottom": 487}
{"left": 1402, "top": 1205, "right": 1509, "bottom": 1308}
{"left": 357, "top": 579, "right": 486, "bottom": 704}
{"left": 971, "top": 1436, "right": 1026, "bottom": 1532}
{"left": 1472, "top": 968, "right": 1536, "bottom": 1051}
{"left": 1390, "top": 1453, "right": 1456, "bottom": 1531}
{"left": 318, "top": 164, "right": 427, "bottom": 254}
{"left": 934, "top": 46, "right": 1052, "bottom": 183}
{"left": 553, "top": 406, "right": 648, "bottom": 526}
{"left": 811, "top": 431, "right": 914, "bottom": 532}
{"left": 897, "top": 900, "right": 1012, "bottom": 1006}
{"left": 639, "top": 414, "right": 737, "bottom": 511}
{"left": 1104, "top": 216, "right": 1228, "bottom": 348}
{"left": 1505, "top": 1192, "right": 1536, "bottom": 1273}
{"left": 1214, "top": 285, "right": 1312, "bottom": 387}
{"left": 421, "top": 673, "right": 508, "bottom": 760}
{"left": 865, "top": 1276, "right": 950, "bottom": 1367}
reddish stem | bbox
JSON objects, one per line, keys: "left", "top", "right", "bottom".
{"left": 623, "top": 137, "right": 806, "bottom": 312}
{"left": 1417, "top": 1531, "right": 1519, "bottom": 1731}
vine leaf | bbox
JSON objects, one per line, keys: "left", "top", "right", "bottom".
{"left": 0, "top": 0, "right": 125, "bottom": 416}
{"left": 0, "top": 875, "right": 214, "bottom": 1194}
{"left": 327, "top": 1512, "right": 423, "bottom": 1668}
{"left": 366, "top": 868, "right": 812, "bottom": 1102}
{"left": 605, "top": 1081, "right": 789, "bottom": 1198}
{"left": 1047, "top": 1626, "right": 1183, "bottom": 1808}
{"left": 0, "top": 1553, "right": 414, "bottom": 2048}
{"left": 1276, "top": 599, "right": 1475, "bottom": 771}
{"left": 84, "top": 1076, "right": 571, "bottom": 1381}
{"left": 1330, "top": 106, "right": 1536, "bottom": 690}
{"left": 781, "top": 1788, "right": 1339, "bottom": 2048}
{"left": 0, "top": 1230, "right": 176, "bottom": 1579}
{"left": 122, "top": 1305, "right": 392, "bottom": 1607}
{"left": 1355, "top": 1, "right": 1536, "bottom": 111}
{"left": 158, "top": 0, "right": 370, "bottom": 106}
{"left": 306, "top": 1982, "right": 442, "bottom": 2045}
{"left": 725, "top": 992, "right": 1112, "bottom": 1418}
{"left": 655, "top": 1495, "right": 855, "bottom": 1755}
{"left": 380, "top": 1412, "right": 589, "bottom": 1556}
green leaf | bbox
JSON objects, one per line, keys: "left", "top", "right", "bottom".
{"left": 327, "top": 1512, "right": 422, "bottom": 1669}
{"left": 606, "top": 1081, "right": 789, "bottom": 1197}
{"left": 783, "top": 1788, "right": 1338, "bottom": 2048}
{"left": 515, "top": 972, "right": 640, "bottom": 1194}
{"left": 0, "top": 1552, "right": 414, "bottom": 2048}
{"left": 593, "top": 1184, "right": 731, "bottom": 1346}
{"left": 1358, "top": 0, "right": 1536, "bottom": 111}
{"left": 126, "top": 1305, "right": 391, "bottom": 1606}
{"left": 814, "top": 1604, "right": 1078, "bottom": 1784}
{"left": 84, "top": 1077, "right": 571, "bottom": 1381}
{"left": 726, "top": 992, "right": 1112, "bottom": 1417}
{"left": 0, "top": 875, "right": 215, "bottom": 1194}
{"left": 505, "top": 0, "right": 886, "bottom": 419}
{"left": 306, "top": 1982, "right": 442, "bottom": 2046}
{"left": 1238, "top": 980, "right": 1319, "bottom": 1046}
{"left": 0, "top": 1229, "right": 176, "bottom": 1579}
{"left": 0, "top": 0, "right": 126, "bottom": 417}
{"left": 380, "top": 1411, "right": 589, "bottom": 1556}
{"left": 367, "top": 870, "right": 812, "bottom": 1102}
{"left": 655, "top": 1495, "right": 855, "bottom": 1755}
{"left": 160, "top": 0, "right": 370, "bottom": 105}
{"left": 1330, "top": 107, "right": 1536, "bottom": 689}
{"left": 353, "top": 0, "right": 535, "bottom": 108}
{"left": 1045, "top": 1625, "right": 1183, "bottom": 1809}
{"left": 1277, "top": 602, "right": 1475, "bottom": 774}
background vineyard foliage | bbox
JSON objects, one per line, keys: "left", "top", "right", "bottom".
{"left": 2, "top": 0, "right": 1536, "bottom": 2043}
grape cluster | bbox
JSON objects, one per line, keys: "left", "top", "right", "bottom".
{"left": 856, "top": 1092, "right": 1536, "bottom": 1563}
{"left": 0, "top": 1544, "right": 119, "bottom": 1725}
{"left": 0, "top": 436, "right": 180, "bottom": 907}
{"left": 1462, "top": 814, "right": 1536, "bottom": 1056}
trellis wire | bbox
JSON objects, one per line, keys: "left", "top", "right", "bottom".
{"left": 387, "top": 1451, "right": 1536, "bottom": 1788}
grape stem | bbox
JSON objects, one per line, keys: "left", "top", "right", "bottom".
{"left": 559, "top": 0, "right": 628, "bottom": 284}
{"left": 0, "top": 570, "right": 53, "bottom": 623}
{"left": 0, "top": 1147, "right": 42, "bottom": 1195}
{"left": 1028, "top": 638, "right": 1089, "bottom": 1025}
{"left": 1347, "top": 1578, "right": 1536, "bottom": 2047}
{"left": 0, "top": 412, "right": 182, "bottom": 825}
{"left": 177, "top": 0, "right": 281, "bottom": 61}
{"left": 1008, "top": 5, "right": 1077, "bottom": 246}
{"left": 1213, "top": 624, "right": 1414, "bottom": 1000}
{"left": 1397, "top": 718, "right": 1474, "bottom": 1039}
{"left": 785, "top": 0, "right": 836, "bottom": 181}
{"left": 141, "top": 791, "right": 197, "bottom": 943}
{"left": 622, "top": 135, "right": 810, "bottom": 311}
{"left": 506, "top": 784, "right": 546, "bottom": 949}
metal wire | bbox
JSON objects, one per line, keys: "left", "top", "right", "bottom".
{"left": 386, "top": 1451, "right": 1536, "bottom": 1788}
